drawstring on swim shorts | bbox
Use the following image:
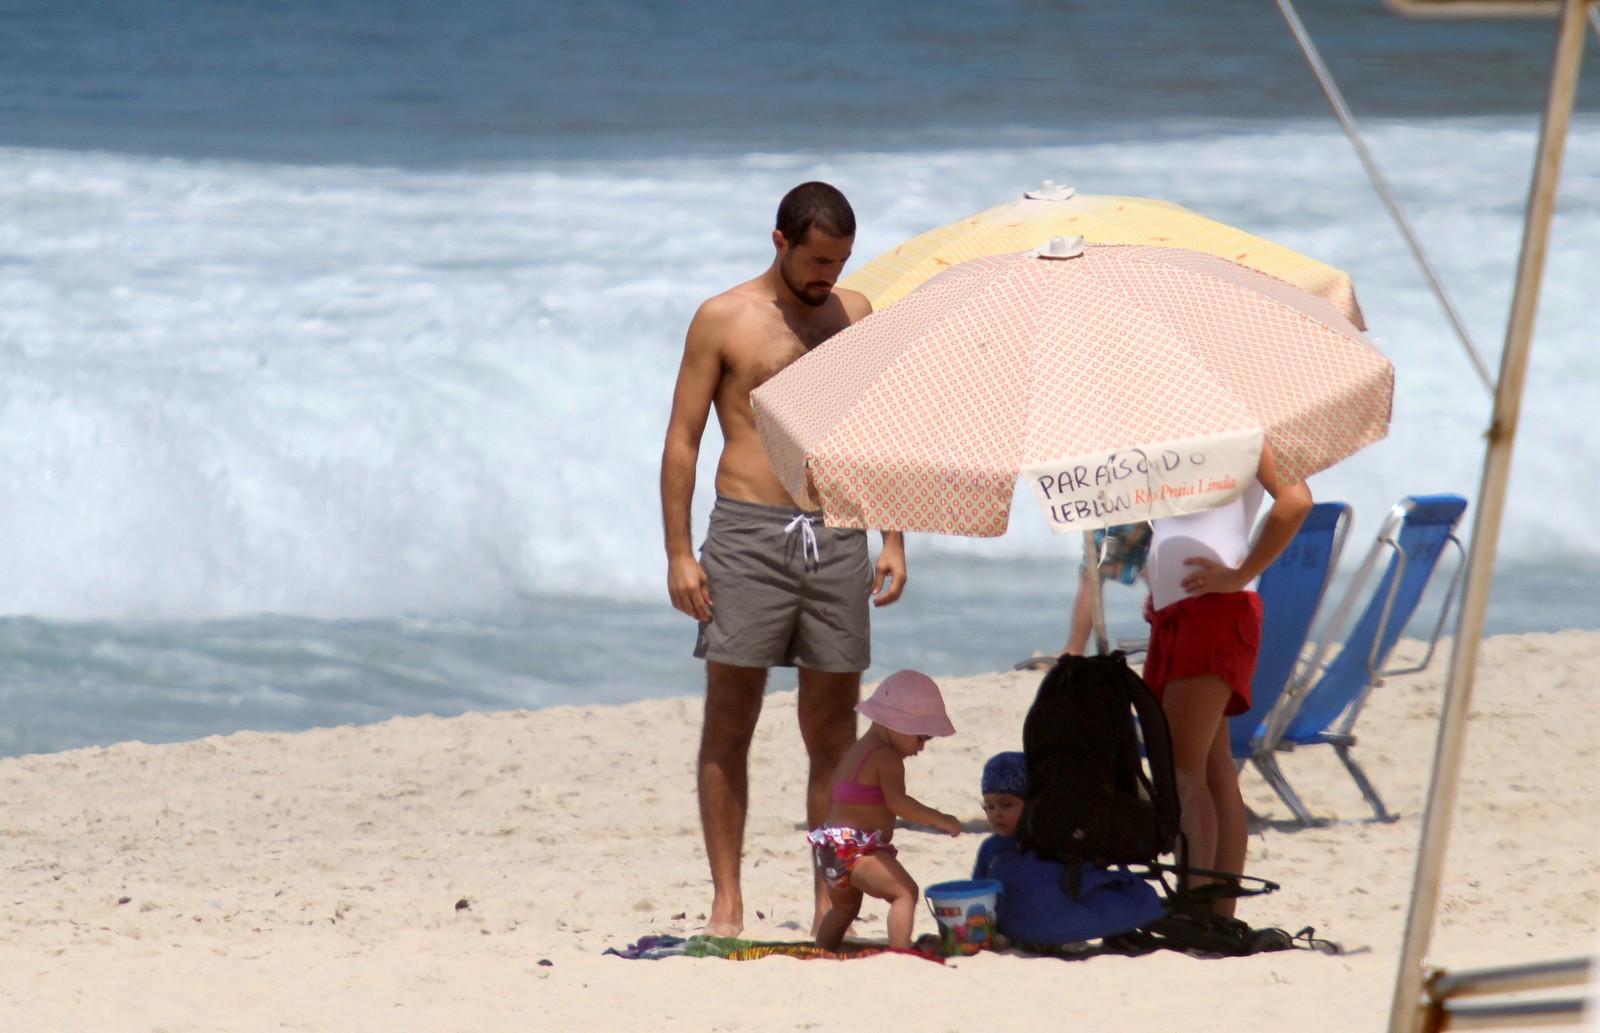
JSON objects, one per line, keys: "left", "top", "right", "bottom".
{"left": 784, "top": 513, "right": 821, "bottom": 571}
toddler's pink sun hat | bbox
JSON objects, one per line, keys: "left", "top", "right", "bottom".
{"left": 856, "top": 669, "right": 955, "bottom": 737}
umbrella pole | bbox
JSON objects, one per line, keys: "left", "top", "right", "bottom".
{"left": 1085, "top": 530, "right": 1110, "bottom": 655}
{"left": 1385, "top": 4, "right": 1592, "bottom": 1032}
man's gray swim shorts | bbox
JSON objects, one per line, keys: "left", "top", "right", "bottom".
{"left": 694, "top": 495, "right": 871, "bottom": 672}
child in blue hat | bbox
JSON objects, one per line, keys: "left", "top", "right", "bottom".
{"left": 972, "top": 751, "right": 1166, "bottom": 951}
{"left": 972, "top": 751, "right": 1028, "bottom": 881}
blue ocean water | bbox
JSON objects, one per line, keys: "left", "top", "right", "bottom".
{"left": 1, "top": 0, "right": 1597, "bottom": 758}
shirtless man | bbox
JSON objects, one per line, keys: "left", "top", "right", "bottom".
{"left": 660, "top": 182, "right": 907, "bottom": 937}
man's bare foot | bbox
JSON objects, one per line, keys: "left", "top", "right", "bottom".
{"left": 706, "top": 895, "right": 743, "bottom": 938}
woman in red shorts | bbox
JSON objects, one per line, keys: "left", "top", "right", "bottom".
{"left": 1142, "top": 440, "right": 1311, "bottom": 916}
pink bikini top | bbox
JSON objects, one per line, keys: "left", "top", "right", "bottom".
{"left": 832, "top": 742, "right": 888, "bottom": 805}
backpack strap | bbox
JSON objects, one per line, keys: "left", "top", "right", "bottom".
{"left": 1107, "top": 650, "right": 1182, "bottom": 852}
{"left": 1158, "top": 869, "right": 1281, "bottom": 910}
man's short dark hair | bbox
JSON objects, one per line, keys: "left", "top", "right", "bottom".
{"left": 775, "top": 181, "right": 856, "bottom": 245}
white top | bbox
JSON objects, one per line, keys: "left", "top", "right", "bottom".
{"left": 1145, "top": 480, "right": 1266, "bottom": 611}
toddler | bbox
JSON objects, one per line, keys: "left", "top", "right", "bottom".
{"left": 971, "top": 750, "right": 1165, "bottom": 950}
{"left": 809, "top": 669, "right": 962, "bottom": 951}
{"left": 972, "top": 751, "right": 1028, "bottom": 879}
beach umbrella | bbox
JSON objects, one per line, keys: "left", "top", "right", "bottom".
{"left": 752, "top": 237, "right": 1392, "bottom": 538}
{"left": 841, "top": 182, "right": 1365, "bottom": 329}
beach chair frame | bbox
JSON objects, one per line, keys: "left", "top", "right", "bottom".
{"left": 1251, "top": 494, "right": 1468, "bottom": 826}
{"left": 1232, "top": 500, "right": 1354, "bottom": 767}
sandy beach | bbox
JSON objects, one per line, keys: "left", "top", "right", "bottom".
{"left": 2, "top": 629, "right": 1595, "bottom": 1031}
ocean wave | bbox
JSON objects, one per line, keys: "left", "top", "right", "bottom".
{"left": 1, "top": 117, "right": 1596, "bottom": 618}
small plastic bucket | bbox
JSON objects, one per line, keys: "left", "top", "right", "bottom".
{"left": 924, "top": 878, "right": 1002, "bottom": 956}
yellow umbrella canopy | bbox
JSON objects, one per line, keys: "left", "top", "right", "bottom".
{"left": 841, "top": 182, "right": 1365, "bottom": 329}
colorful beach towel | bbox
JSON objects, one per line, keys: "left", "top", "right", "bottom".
{"left": 604, "top": 934, "right": 941, "bottom": 963}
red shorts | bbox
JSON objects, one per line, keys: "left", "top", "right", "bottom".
{"left": 1142, "top": 591, "right": 1263, "bottom": 717}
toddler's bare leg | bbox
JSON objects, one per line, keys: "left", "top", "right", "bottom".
{"left": 814, "top": 884, "right": 862, "bottom": 952}
{"left": 847, "top": 853, "right": 921, "bottom": 950}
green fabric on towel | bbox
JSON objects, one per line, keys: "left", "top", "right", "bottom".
{"left": 604, "top": 933, "right": 939, "bottom": 962}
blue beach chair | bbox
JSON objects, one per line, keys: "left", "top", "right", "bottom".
{"left": 1229, "top": 501, "right": 1354, "bottom": 764}
{"left": 1249, "top": 494, "right": 1468, "bottom": 826}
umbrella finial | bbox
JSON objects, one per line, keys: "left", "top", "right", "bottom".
{"left": 1024, "top": 181, "right": 1077, "bottom": 201}
{"left": 1034, "top": 235, "right": 1085, "bottom": 260}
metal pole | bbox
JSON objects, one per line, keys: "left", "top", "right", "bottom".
{"left": 1437, "top": 999, "right": 1588, "bottom": 1030}
{"left": 1085, "top": 529, "right": 1111, "bottom": 655}
{"left": 1428, "top": 956, "right": 1592, "bottom": 1001}
{"left": 1386, "top": 4, "right": 1593, "bottom": 1032}
{"left": 1274, "top": 0, "right": 1494, "bottom": 392}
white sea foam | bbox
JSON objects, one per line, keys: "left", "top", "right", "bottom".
{"left": 1, "top": 117, "right": 1595, "bottom": 619}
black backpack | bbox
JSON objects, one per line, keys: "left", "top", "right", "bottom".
{"left": 1015, "top": 651, "right": 1181, "bottom": 885}
{"left": 1014, "top": 652, "right": 1339, "bottom": 958}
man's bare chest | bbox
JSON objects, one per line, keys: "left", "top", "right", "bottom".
{"left": 732, "top": 313, "right": 850, "bottom": 391}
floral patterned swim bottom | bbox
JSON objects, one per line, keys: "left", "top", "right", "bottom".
{"left": 807, "top": 826, "right": 898, "bottom": 891}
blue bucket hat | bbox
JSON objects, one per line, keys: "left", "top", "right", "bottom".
{"left": 981, "top": 751, "right": 1028, "bottom": 797}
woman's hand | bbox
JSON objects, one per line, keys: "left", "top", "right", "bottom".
{"left": 1180, "top": 556, "right": 1248, "bottom": 597}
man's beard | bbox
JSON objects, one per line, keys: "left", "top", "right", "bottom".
{"left": 780, "top": 261, "right": 830, "bottom": 308}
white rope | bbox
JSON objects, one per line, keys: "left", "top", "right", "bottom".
{"left": 1273, "top": 0, "right": 1496, "bottom": 394}
{"left": 784, "top": 513, "right": 821, "bottom": 570}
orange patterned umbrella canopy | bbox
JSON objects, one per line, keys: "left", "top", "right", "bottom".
{"left": 754, "top": 238, "right": 1392, "bottom": 537}
{"left": 840, "top": 182, "right": 1365, "bottom": 329}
